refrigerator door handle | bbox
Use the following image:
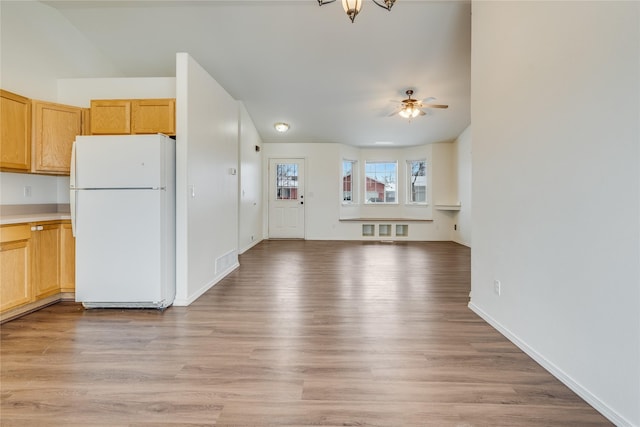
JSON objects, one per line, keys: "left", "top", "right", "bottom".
{"left": 70, "top": 142, "right": 77, "bottom": 237}
{"left": 70, "top": 141, "right": 76, "bottom": 189}
{"left": 70, "top": 190, "right": 77, "bottom": 237}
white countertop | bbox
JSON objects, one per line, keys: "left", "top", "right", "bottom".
{"left": 1, "top": 213, "right": 72, "bottom": 225}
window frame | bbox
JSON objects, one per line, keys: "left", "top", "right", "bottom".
{"left": 364, "top": 160, "right": 398, "bottom": 205}
{"left": 341, "top": 159, "right": 358, "bottom": 205}
{"left": 406, "top": 159, "right": 428, "bottom": 205}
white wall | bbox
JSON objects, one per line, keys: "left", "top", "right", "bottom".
{"left": 451, "top": 125, "right": 471, "bottom": 246}
{"left": 0, "top": 172, "right": 62, "bottom": 205}
{"left": 57, "top": 78, "right": 176, "bottom": 107}
{"left": 0, "top": 1, "right": 121, "bottom": 100}
{"left": 263, "top": 142, "right": 456, "bottom": 241}
{"left": 0, "top": 0, "right": 121, "bottom": 207}
{"left": 238, "top": 103, "right": 263, "bottom": 254}
{"left": 263, "top": 143, "right": 340, "bottom": 240}
{"left": 470, "top": 2, "right": 639, "bottom": 426}
{"left": 175, "top": 53, "right": 239, "bottom": 306}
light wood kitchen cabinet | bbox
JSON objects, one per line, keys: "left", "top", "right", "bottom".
{"left": 1, "top": 221, "right": 76, "bottom": 322}
{"left": 31, "top": 223, "right": 61, "bottom": 300}
{"left": 82, "top": 108, "right": 91, "bottom": 136}
{"left": 0, "top": 224, "right": 32, "bottom": 312}
{"left": 132, "top": 99, "right": 175, "bottom": 135}
{"left": 0, "top": 89, "right": 31, "bottom": 172}
{"left": 32, "top": 100, "right": 83, "bottom": 174}
{"left": 90, "top": 98, "right": 175, "bottom": 136}
{"left": 90, "top": 99, "right": 131, "bottom": 135}
{"left": 59, "top": 222, "right": 75, "bottom": 293}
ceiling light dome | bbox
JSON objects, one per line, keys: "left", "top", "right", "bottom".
{"left": 274, "top": 122, "right": 290, "bottom": 132}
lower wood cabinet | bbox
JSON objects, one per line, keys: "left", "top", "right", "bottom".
{"left": 31, "top": 223, "right": 61, "bottom": 299}
{"left": 0, "top": 220, "right": 75, "bottom": 322}
{"left": 59, "top": 222, "right": 75, "bottom": 293}
{"left": 0, "top": 224, "right": 32, "bottom": 312}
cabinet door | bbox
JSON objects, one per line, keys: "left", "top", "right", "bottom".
{"left": 82, "top": 108, "right": 91, "bottom": 135}
{"left": 32, "top": 101, "right": 82, "bottom": 174}
{"left": 59, "top": 222, "right": 75, "bottom": 293}
{"left": 31, "top": 224, "right": 60, "bottom": 299}
{"left": 0, "top": 89, "right": 31, "bottom": 171}
{"left": 132, "top": 99, "right": 175, "bottom": 135}
{"left": 90, "top": 100, "right": 131, "bottom": 135}
{"left": 0, "top": 225, "right": 31, "bottom": 312}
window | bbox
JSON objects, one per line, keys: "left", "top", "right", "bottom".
{"left": 342, "top": 160, "right": 357, "bottom": 203}
{"left": 365, "top": 161, "right": 397, "bottom": 204}
{"left": 407, "top": 160, "right": 427, "bottom": 204}
{"left": 275, "top": 163, "right": 298, "bottom": 200}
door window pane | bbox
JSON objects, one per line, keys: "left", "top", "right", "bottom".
{"left": 276, "top": 163, "right": 298, "bottom": 200}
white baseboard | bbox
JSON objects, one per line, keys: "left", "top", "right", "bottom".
{"left": 452, "top": 237, "right": 471, "bottom": 247}
{"left": 468, "top": 302, "right": 636, "bottom": 427}
{"left": 239, "top": 238, "right": 262, "bottom": 254}
{"left": 173, "top": 262, "right": 239, "bottom": 306}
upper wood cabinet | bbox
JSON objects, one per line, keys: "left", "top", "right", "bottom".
{"left": 1, "top": 89, "right": 85, "bottom": 175}
{"left": 132, "top": 99, "right": 175, "bottom": 135}
{"left": 32, "top": 100, "right": 83, "bottom": 174}
{"left": 90, "top": 98, "right": 175, "bottom": 136}
{"left": 0, "top": 90, "right": 31, "bottom": 172}
{"left": 90, "top": 99, "right": 131, "bottom": 135}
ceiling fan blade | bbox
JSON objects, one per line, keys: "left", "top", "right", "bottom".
{"left": 422, "top": 103, "right": 449, "bottom": 109}
{"left": 419, "top": 110, "right": 427, "bottom": 116}
{"left": 422, "top": 97, "right": 436, "bottom": 103}
{"left": 387, "top": 110, "right": 400, "bottom": 117}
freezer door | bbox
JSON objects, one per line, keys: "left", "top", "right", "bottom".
{"left": 75, "top": 189, "right": 173, "bottom": 304}
{"left": 74, "top": 135, "right": 167, "bottom": 189}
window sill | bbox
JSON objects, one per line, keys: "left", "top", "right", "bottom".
{"left": 339, "top": 217, "right": 433, "bottom": 222}
{"left": 435, "top": 203, "right": 461, "bottom": 211}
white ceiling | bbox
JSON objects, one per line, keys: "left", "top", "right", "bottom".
{"left": 43, "top": 0, "right": 471, "bottom": 147}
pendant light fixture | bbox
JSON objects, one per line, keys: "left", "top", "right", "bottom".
{"left": 317, "top": 0, "right": 396, "bottom": 23}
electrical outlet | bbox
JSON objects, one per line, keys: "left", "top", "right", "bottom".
{"left": 494, "top": 280, "right": 501, "bottom": 296}
{"left": 23, "top": 186, "right": 32, "bottom": 197}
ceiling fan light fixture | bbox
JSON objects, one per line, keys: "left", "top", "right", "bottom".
{"left": 399, "top": 105, "right": 420, "bottom": 119}
{"left": 274, "top": 122, "right": 290, "bottom": 133}
{"left": 341, "top": 0, "right": 362, "bottom": 23}
{"left": 372, "top": 0, "right": 395, "bottom": 11}
{"left": 319, "top": 0, "right": 392, "bottom": 23}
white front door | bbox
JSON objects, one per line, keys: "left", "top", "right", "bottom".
{"left": 268, "top": 158, "right": 305, "bottom": 239}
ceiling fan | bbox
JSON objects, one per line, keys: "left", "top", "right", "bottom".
{"left": 390, "top": 89, "right": 449, "bottom": 119}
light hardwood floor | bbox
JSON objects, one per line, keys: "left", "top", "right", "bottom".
{"left": 1, "top": 240, "right": 611, "bottom": 426}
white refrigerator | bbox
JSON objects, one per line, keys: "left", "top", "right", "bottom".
{"left": 70, "top": 134, "right": 176, "bottom": 309}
